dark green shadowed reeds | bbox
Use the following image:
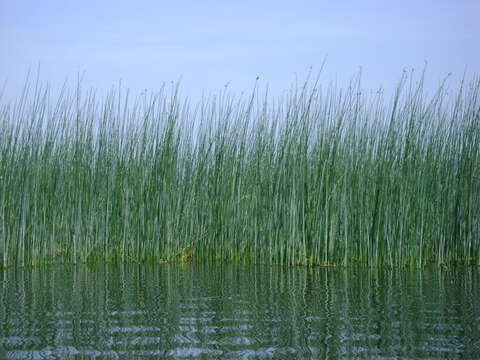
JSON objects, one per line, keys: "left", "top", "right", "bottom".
{"left": 0, "top": 73, "right": 479, "bottom": 268}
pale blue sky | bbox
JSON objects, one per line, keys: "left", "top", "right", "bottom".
{"left": 1, "top": 0, "right": 479, "bottom": 101}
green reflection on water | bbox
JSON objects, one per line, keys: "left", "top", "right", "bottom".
{"left": 0, "top": 264, "right": 479, "bottom": 359}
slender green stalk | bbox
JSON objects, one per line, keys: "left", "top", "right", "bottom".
{"left": 0, "top": 73, "right": 479, "bottom": 268}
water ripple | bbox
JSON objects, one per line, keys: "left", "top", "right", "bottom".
{"left": 0, "top": 264, "right": 478, "bottom": 359}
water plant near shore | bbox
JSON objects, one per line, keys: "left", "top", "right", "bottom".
{"left": 0, "top": 72, "right": 479, "bottom": 268}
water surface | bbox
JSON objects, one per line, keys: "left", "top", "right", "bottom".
{"left": 1, "top": 264, "right": 478, "bottom": 359}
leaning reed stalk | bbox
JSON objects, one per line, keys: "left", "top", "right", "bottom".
{"left": 0, "top": 73, "right": 479, "bottom": 268}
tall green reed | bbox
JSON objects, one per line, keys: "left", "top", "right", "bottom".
{"left": 0, "top": 72, "right": 479, "bottom": 267}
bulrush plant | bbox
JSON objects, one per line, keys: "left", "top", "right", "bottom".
{"left": 0, "top": 72, "right": 479, "bottom": 268}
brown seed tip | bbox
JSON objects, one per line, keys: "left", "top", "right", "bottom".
{"left": 256, "top": 76, "right": 260, "bottom": 80}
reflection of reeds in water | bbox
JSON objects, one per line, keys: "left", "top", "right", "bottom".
{"left": 1, "top": 264, "right": 477, "bottom": 358}
{"left": 0, "top": 72, "right": 479, "bottom": 267}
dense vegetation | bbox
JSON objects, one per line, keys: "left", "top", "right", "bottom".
{"left": 1, "top": 72, "right": 479, "bottom": 268}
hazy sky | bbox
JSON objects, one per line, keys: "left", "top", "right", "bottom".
{"left": 1, "top": 0, "right": 479, "bottom": 101}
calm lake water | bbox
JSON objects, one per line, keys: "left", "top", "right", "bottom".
{"left": 0, "top": 263, "right": 478, "bottom": 359}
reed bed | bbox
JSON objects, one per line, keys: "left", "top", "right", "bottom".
{"left": 0, "top": 72, "right": 479, "bottom": 268}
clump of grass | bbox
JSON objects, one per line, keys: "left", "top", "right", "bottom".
{"left": 0, "top": 71, "right": 479, "bottom": 268}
